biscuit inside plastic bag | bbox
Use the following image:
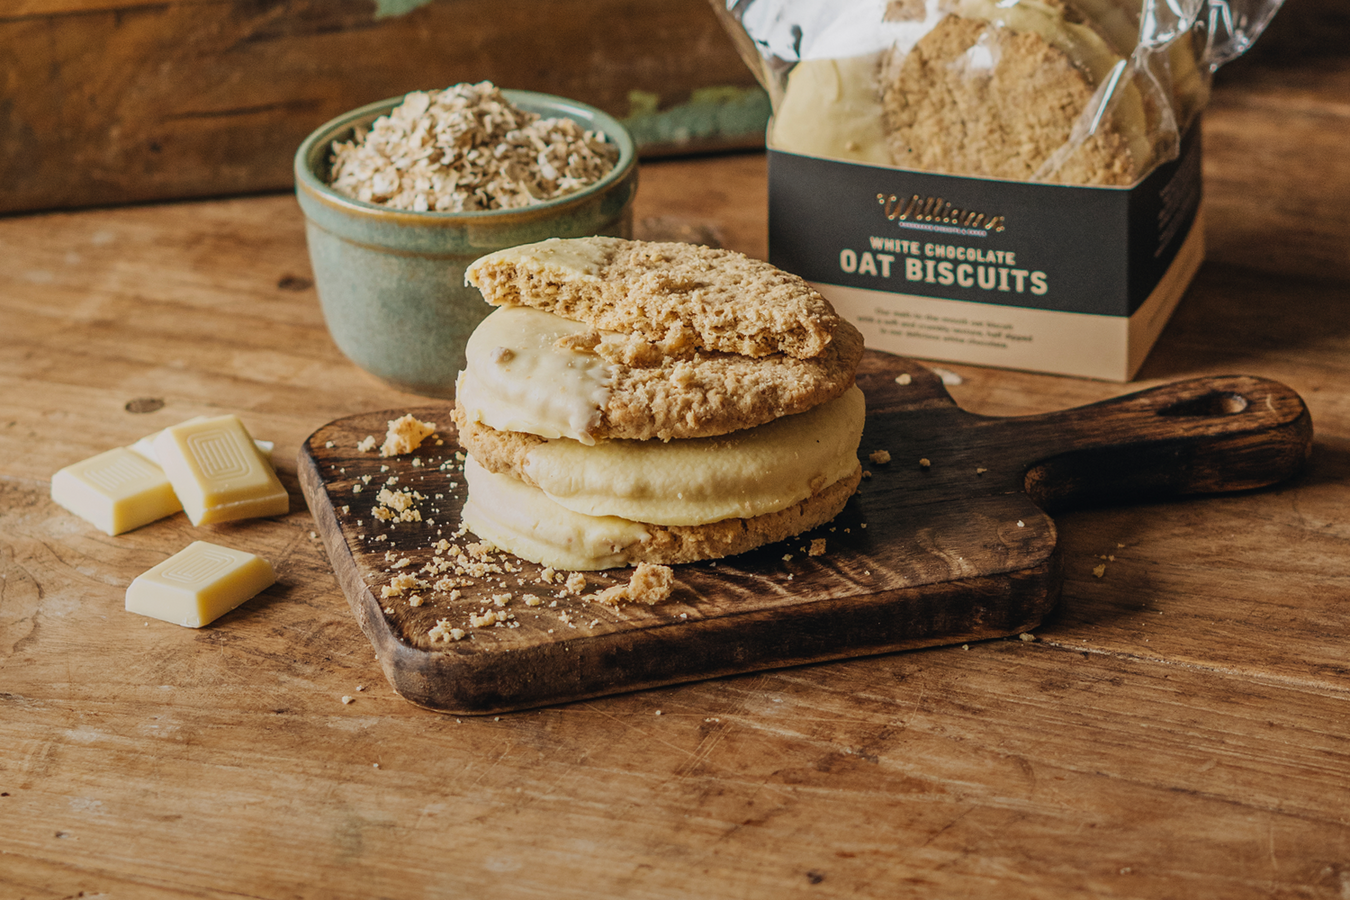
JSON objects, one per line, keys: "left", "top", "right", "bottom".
{"left": 713, "top": 0, "right": 1285, "bottom": 185}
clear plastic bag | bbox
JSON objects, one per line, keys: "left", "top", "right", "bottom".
{"left": 713, "top": 0, "right": 1285, "bottom": 185}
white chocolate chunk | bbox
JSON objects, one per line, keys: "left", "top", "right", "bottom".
{"left": 51, "top": 447, "right": 182, "bottom": 536}
{"left": 152, "top": 415, "right": 289, "bottom": 525}
{"left": 522, "top": 386, "right": 866, "bottom": 526}
{"left": 130, "top": 418, "right": 274, "bottom": 465}
{"left": 456, "top": 306, "right": 612, "bottom": 445}
{"left": 125, "top": 541, "right": 276, "bottom": 627}
{"left": 461, "top": 457, "right": 650, "bottom": 571}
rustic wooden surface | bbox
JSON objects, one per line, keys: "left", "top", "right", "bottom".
{"left": 3, "top": 18, "right": 1350, "bottom": 898}
{"left": 1, "top": 0, "right": 764, "bottom": 214}
{"left": 298, "top": 365, "right": 1309, "bottom": 715}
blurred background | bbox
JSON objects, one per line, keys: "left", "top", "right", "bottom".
{"left": 1, "top": 0, "right": 1344, "bottom": 230}
{"left": 1, "top": 0, "right": 771, "bottom": 215}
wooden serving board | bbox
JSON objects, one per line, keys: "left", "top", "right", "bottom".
{"left": 298, "top": 352, "right": 1312, "bottom": 715}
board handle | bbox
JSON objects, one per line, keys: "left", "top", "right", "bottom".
{"left": 1017, "top": 375, "right": 1313, "bottom": 512}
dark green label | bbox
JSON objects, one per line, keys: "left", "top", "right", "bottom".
{"left": 768, "top": 123, "right": 1202, "bottom": 318}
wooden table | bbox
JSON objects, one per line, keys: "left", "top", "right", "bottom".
{"left": 3, "top": 24, "right": 1348, "bottom": 900}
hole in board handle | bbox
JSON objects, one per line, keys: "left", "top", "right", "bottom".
{"left": 1157, "top": 391, "right": 1250, "bottom": 418}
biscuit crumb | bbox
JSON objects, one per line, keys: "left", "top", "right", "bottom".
{"left": 380, "top": 414, "right": 436, "bottom": 458}
{"left": 868, "top": 449, "right": 892, "bottom": 465}
{"left": 919, "top": 458, "right": 931, "bottom": 468}
{"left": 470, "top": 610, "right": 501, "bottom": 628}
{"left": 357, "top": 435, "right": 377, "bottom": 452}
{"left": 1093, "top": 563, "right": 1107, "bottom": 578}
{"left": 595, "top": 562, "right": 674, "bottom": 606}
{"left": 808, "top": 538, "right": 827, "bottom": 557}
{"left": 380, "top": 572, "right": 421, "bottom": 598}
{"left": 341, "top": 695, "right": 354, "bottom": 705}
{"left": 1019, "top": 633, "right": 1037, "bottom": 642}
{"left": 428, "top": 619, "right": 466, "bottom": 642}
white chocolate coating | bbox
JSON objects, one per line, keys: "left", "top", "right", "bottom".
{"left": 456, "top": 306, "right": 612, "bottom": 446}
{"left": 461, "top": 456, "right": 650, "bottom": 571}
{"left": 520, "top": 386, "right": 866, "bottom": 527}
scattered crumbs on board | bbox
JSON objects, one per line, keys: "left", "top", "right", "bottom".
{"left": 323, "top": 408, "right": 872, "bottom": 647}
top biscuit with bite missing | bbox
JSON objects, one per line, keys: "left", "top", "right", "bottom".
{"left": 465, "top": 237, "right": 840, "bottom": 360}
{"left": 456, "top": 303, "right": 864, "bottom": 443}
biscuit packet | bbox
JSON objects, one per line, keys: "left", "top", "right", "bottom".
{"left": 711, "top": 0, "right": 1285, "bottom": 380}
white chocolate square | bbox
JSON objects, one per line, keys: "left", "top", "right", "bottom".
{"left": 130, "top": 417, "right": 274, "bottom": 465}
{"left": 152, "top": 415, "right": 289, "bottom": 525}
{"left": 126, "top": 541, "right": 276, "bottom": 627}
{"left": 51, "top": 446, "right": 183, "bottom": 535}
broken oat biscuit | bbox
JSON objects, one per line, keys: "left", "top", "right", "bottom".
{"left": 465, "top": 236, "right": 841, "bottom": 360}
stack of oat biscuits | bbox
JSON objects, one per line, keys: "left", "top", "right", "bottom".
{"left": 453, "top": 236, "right": 867, "bottom": 571}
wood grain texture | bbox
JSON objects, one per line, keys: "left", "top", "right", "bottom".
{"left": 2, "top": 27, "right": 1350, "bottom": 895}
{"left": 1203, "top": 0, "right": 1350, "bottom": 284}
{"left": 0, "top": 0, "right": 759, "bottom": 214}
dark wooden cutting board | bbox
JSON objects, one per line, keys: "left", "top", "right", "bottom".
{"left": 297, "top": 352, "right": 1311, "bottom": 715}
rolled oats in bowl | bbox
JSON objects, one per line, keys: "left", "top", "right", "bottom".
{"left": 327, "top": 81, "right": 621, "bottom": 213}
{"left": 295, "top": 84, "right": 636, "bottom": 397}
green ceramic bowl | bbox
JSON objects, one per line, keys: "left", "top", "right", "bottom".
{"left": 294, "top": 90, "right": 637, "bottom": 397}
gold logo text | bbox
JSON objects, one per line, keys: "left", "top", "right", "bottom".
{"left": 877, "top": 193, "right": 1005, "bottom": 233}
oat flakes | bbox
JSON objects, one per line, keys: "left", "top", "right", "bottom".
{"left": 328, "top": 82, "right": 619, "bottom": 212}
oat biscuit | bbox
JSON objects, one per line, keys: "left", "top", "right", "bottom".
{"left": 603, "top": 466, "right": 863, "bottom": 568}
{"left": 881, "top": 13, "right": 1144, "bottom": 185}
{"left": 457, "top": 385, "right": 866, "bottom": 526}
{"left": 465, "top": 236, "right": 840, "bottom": 360}
{"left": 462, "top": 457, "right": 863, "bottom": 570}
{"left": 456, "top": 306, "right": 864, "bottom": 442}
